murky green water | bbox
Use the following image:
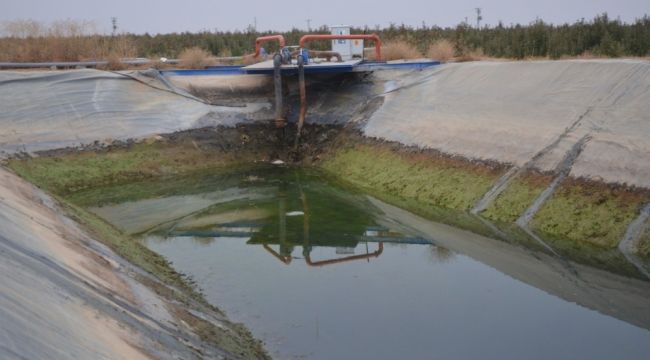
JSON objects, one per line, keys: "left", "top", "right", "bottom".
{"left": 80, "top": 165, "right": 650, "bottom": 360}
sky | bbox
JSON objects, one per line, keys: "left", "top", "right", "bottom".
{"left": 2, "top": 0, "right": 648, "bottom": 34}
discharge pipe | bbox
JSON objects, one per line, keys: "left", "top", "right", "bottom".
{"left": 273, "top": 53, "right": 286, "bottom": 128}
{"left": 299, "top": 34, "right": 382, "bottom": 61}
{"left": 294, "top": 53, "right": 307, "bottom": 148}
{"left": 254, "top": 35, "right": 286, "bottom": 58}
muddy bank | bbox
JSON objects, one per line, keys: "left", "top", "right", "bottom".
{"left": 7, "top": 122, "right": 339, "bottom": 195}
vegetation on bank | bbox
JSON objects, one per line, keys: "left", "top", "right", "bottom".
{"left": 640, "top": 224, "right": 650, "bottom": 257}
{"left": 479, "top": 169, "right": 650, "bottom": 249}
{"left": 482, "top": 171, "right": 553, "bottom": 223}
{"left": 321, "top": 142, "right": 650, "bottom": 259}
{"left": 7, "top": 128, "right": 649, "bottom": 282}
{"left": 7, "top": 139, "right": 258, "bottom": 195}
{"left": 1, "top": 13, "right": 649, "bottom": 63}
{"left": 532, "top": 179, "right": 650, "bottom": 248}
{"left": 320, "top": 144, "right": 505, "bottom": 212}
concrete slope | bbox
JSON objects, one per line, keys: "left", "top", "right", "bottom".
{"left": 0, "top": 167, "right": 233, "bottom": 359}
{"left": 0, "top": 69, "right": 270, "bottom": 155}
{"left": 364, "top": 60, "right": 650, "bottom": 188}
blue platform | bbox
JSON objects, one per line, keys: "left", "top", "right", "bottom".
{"left": 161, "top": 60, "right": 440, "bottom": 77}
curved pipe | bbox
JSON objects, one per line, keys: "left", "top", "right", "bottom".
{"left": 305, "top": 243, "right": 384, "bottom": 267}
{"left": 299, "top": 34, "right": 382, "bottom": 61}
{"left": 254, "top": 35, "right": 286, "bottom": 58}
{"left": 263, "top": 244, "right": 292, "bottom": 265}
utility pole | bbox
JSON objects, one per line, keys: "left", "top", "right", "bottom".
{"left": 306, "top": 19, "right": 312, "bottom": 32}
{"left": 475, "top": 8, "right": 482, "bottom": 29}
{"left": 111, "top": 17, "right": 117, "bottom": 36}
{"left": 254, "top": 17, "right": 257, "bottom": 32}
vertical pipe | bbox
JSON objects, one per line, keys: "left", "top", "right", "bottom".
{"left": 294, "top": 54, "right": 307, "bottom": 149}
{"left": 273, "top": 53, "right": 285, "bottom": 128}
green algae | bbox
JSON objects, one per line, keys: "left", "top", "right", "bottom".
{"left": 320, "top": 144, "right": 503, "bottom": 212}
{"left": 531, "top": 179, "right": 650, "bottom": 249}
{"left": 635, "top": 220, "right": 650, "bottom": 257}
{"left": 481, "top": 172, "right": 553, "bottom": 223}
{"left": 318, "top": 144, "right": 509, "bottom": 240}
{"left": 7, "top": 140, "right": 256, "bottom": 196}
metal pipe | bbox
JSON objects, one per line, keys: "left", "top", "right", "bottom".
{"left": 294, "top": 54, "right": 307, "bottom": 149}
{"left": 273, "top": 53, "right": 286, "bottom": 128}
{"left": 254, "top": 34, "right": 286, "bottom": 58}
{"left": 299, "top": 34, "right": 382, "bottom": 60}
{"left": 304, "top": 243, "right": 384, "bottom": 267}
{"left": 289, "top": 50, "right": 343, "bottom": 62}
{"left": 262, "top": 244, "right": 292, "bottom": 265}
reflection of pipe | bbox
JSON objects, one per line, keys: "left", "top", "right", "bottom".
{"left": 273, "top": 53, "right": 286, "bottom": 128}
{"left": 290, "top": 50, "right": 343, "bottom": 62}
{"left": 263, "top": 244, "right": 292, "bottom": 265}
{"left": 304, "top": 243, "right": 384, "bottom": 267}
{"left": 299, "top": 34, "right": 382, "bottom": 60}
{"left": 294, "top": 54, "right": 307, "bottom": 149}
{"left": 254, "top": 35, "right": 286, "bottom": 58}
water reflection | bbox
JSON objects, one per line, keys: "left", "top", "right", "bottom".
{"left": 145, "top": 168, "right": 439, "bottom": 268}
{"left": 79, "top": 165, "right": 650, "bottom": 359}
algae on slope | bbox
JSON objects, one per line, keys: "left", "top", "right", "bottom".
{"left": 638, "top": 220, "right": 650, "bottom": 257}
{"left": 481, "top": 171, "right": 553, "bottom": 223}
{"left": 321, "top": 144, "right": 504, "bottom": 212}
{"left": 8, "top": 140, "right": 256, "bottom": 195}
{"left": 532, "top": 179, "right": 650, "bottom": 248}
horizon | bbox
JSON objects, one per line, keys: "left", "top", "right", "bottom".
{"left": 2, "top": 0, "right": 649, "bottom": 35}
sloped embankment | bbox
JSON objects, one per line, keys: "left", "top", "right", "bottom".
{"left": 344, "top": 60, "right": 650, "bottom": 264}
{"left": 0, "top": 166, "right": 269, "bottom": 359}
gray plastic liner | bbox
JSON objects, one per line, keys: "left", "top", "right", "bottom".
{"left": 0, "top": 69, "right": 270, "bottom": 155}
{"left": 364, "top": 60, "right": 650, "bottom": 187}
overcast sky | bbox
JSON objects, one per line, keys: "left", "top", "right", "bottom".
{"left": 2, "top": 0, "right": 648, "bottom": 34}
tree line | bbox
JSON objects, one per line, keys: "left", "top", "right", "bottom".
{"left": 1, "top": 13, "right": 648, "bottom": 61}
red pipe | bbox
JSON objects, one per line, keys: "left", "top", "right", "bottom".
{"left": 299, "top": 34, "right": 382, "bottom": 60}
{"left": 305, "top": 243, "right": 384, "bottom": 267}
{"left": 254, "top": 35, "right": 286, "bottom": 58}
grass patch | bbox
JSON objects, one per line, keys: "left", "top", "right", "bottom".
{"left": 531, "top": 178, "right": 650, "bottom": 248}
{"left": 482, "top": 170, "right": 553, "bottom": 223}
{"left": 321, "top": 144, "right": 504, "bottom": 212}
{"left": 318, "top": 143, "right": 507, "bottom": 238}
{"left": 7, "top": 140, "right": 254, "bottom": 196}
